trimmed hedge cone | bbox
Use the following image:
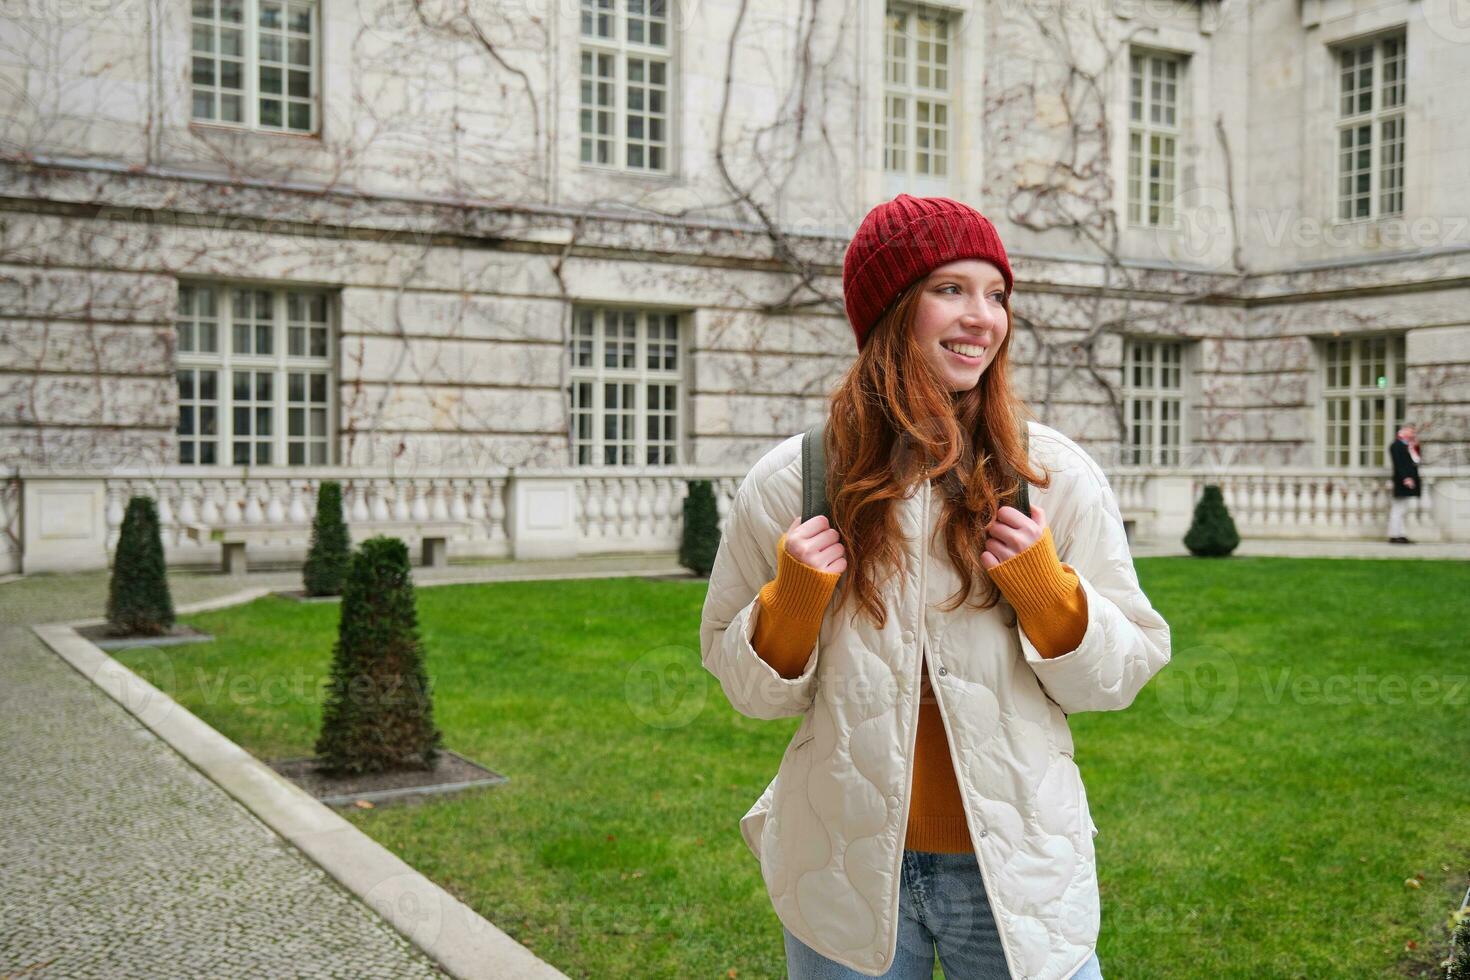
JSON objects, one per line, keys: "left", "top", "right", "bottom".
{"left": 302, "top": 480, "right": 351, "bottom": 597}
{"left": 106, "top": 496, "right": 176, "bottom": 636}
{"left": 1184, "top": 484, "right": 1241, "bottom": 557}
{"left": 315, "top": 536, "right": 443, "bottom": 775}
{"left": 679, "top": 479, "right": 721, "bottom": 577}
{"left": 1448, "top": 894, "right": 1470, "bottom": 980}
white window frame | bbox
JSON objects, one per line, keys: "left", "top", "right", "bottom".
{"left": 1127, "top": 49, "right": 1183, "bottom": 228}
{"left": 190, "top": 0, "right": 320, "bottom": 135}
{"left": 578, "top": 0, "right": 672, "bottom": 173}
{"left": 176, "top": 283, "right": 335, "bottom": 467}
{"left": 567, "top": 307, "right": 683, "bottom": 466}
{"left": 1121, "top": 338, "right": 1186, "bottom": 466}
{"left": 1320, "top": 333, "right": 1407, "bottom": 469}
{"left": 883, "top": 2, "right": 954, "bottom": 196}
{"left": 1334, "top": 31, "right": 1407, "bottom": 221}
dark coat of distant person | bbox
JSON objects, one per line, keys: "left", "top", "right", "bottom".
{"left": 1390, "top": 437, "right": 1420, "bottom": 498}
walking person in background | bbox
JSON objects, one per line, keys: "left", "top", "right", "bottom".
{"left": 1388, "top": 423, "right": 1422, "bottom": 544}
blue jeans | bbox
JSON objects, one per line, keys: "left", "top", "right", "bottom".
{"left": 782, "top": 849, "right": 1104, "bottom": 979}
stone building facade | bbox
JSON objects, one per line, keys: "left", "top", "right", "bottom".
{"left": 1, "top": 0, "right": 1468, "bottom": 572}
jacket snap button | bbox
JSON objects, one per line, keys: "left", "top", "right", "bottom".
{"left": 979, "top": 828, "right": 989, "bottom": 838}
{"left": 901, "top": 630, "right": 914, "bottom": 644}
{"left": 937, "top": 665, "right": 947, "bottom": 676}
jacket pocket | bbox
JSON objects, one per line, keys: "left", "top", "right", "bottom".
{"left": 1075, "top": 762, "right": 1099, "bottom": 840}
{"left": 740, "top": 775, "right": 776, "bottom": 862}
{"left": 1062, "top": 751, "right": 1099, "bottom": 841}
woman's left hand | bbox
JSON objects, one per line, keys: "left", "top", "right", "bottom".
{"left": 981, "top": 504, "right": 1048, "bottom": 570}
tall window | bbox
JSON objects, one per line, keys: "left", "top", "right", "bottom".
{"left": 191, "top": 0, "right": 319, "bottom": 134}
{"left": 1127, "top": 50, "right": 1182, "bottom": 227}
{"left": 567, "top": 308, "right": 682, "bottom": 465}
{"left": 1336, "top": 32, "right": 1406, "bottom": 220}
{"left": 884, "top": 4, "right": 953, "bottom": 186}
{"left": 579, "top": 0, "right": 670, "bottom": 172}
{"left": 1121, "top": 338, "right": 1185, "bottom": 465}
{"left": 176, "top": 284, "right": 333, "bottom": 466}
{"left": 1322, "top": 334, "right": 1407, "bottom": 468}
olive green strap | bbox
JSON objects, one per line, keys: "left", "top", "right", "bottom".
{"left": 1014, "top": 422, "right": 1031, "bottom": 516}
{"left": 802, "top": 419, "right": 829, "bottom": 524}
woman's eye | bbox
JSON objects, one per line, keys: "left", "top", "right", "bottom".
{"left": 939, "top": 284, "right": 961, "bottom": 295}
{"left": 988, "top": 291, "right": 1006, "bottom": 303}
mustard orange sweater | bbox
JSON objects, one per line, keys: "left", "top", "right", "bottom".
{"left": 750, "top": 526, "right": 1089, "bottom": 853}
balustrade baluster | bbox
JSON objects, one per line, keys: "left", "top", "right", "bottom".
{"left": 636, "top": 477, "right": 654, "bottom": 539}
{"left": 488, "top": 478, "right": 506, "bottom": 542}
{"left": 265, "top": 480, "right": 286, "bottom": 523}
{"left": 449, "top": 479, "right": 469, "bottom": 522}
{"left": 242, "top": 481, "right": 265, "bottom": 525}
{"left": 287, "top": 481, "right": 308, "bottom": 523}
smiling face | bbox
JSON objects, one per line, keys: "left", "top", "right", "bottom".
{"left": 910, "top": 259, "right": 1010, "bottom": 393}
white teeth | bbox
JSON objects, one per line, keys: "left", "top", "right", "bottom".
{"left": 943, "top": 342, "right": 986, "bottom": 359}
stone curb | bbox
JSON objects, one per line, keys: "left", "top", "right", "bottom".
{"left": 32, "top": 588, "right": 570, "bottom": 980}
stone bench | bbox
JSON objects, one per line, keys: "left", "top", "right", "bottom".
{"left": 183, "top": 521, "right": 473, "bottom": 575}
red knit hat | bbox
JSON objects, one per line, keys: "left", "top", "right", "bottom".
{"left": 841, "top": 194, "right": 1014, "bottom": 350}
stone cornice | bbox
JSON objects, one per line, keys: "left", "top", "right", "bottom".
{"left": 4, "top": 157, "right": 1468, "bottom": 308}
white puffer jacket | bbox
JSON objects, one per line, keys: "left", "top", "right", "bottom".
{"left": 699, "top": 420, "right": 1171, "bottom": 980}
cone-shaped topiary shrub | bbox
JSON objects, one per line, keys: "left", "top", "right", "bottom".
{"left": 1183, "top": 484, "right": 1241, "bottom": 557}
{"left": 302, "top": 480, "right": 350, "bottom": 597}
{"left": 1448, "top": 901, "right": 1470, "bottom": 980}
{"left": 106, "top": 495, "right": 176, "bottom": 636}
{"left": 315, "top": 536, "right": 443, "bottom": 775}
{"left": 679, "top": 479, "right": 721, "bottom": 577}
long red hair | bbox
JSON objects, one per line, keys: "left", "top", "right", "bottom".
{"left": 823, "top": 279, "right": 1050, "bottom": 630}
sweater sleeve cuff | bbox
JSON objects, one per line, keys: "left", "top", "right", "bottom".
{"left": 750, "top": 533, "right": 841, "bottom": 679}
{"left": 759, "top": 532, "right": 842, "bottom": 623}
{"left": 986, "top": 526, "right": 1089, "bottom": 658}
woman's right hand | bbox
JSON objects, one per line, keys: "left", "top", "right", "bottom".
{"left": 784, "top": 515, "right": 847, "bottom": 575}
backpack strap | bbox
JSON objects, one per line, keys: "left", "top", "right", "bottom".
{"left": 1013, "top": 421, "right": 1031, "bottom": 517}
{"left": 801, "top": 417, "right": 1031, "bottom": 525}
{"left": 801, "top": 418, "right": 830, "bottom": 524}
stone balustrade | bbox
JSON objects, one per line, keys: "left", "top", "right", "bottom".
{"left": 4, "top": 462, "right": 1465, "bottom": 574}
{"left": 7, "top": 465, "right": 746, "bottom": 574}
{"left": 1116, "top": 466, "right": 1459, "bottom": 543}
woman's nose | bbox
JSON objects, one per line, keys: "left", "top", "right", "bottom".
{"left": 969, "top": 304, "right": 1004, "bottom": 334}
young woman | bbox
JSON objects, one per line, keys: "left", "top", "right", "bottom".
{"left": 700, "top": 194, "right": 1172, "bottom": 980}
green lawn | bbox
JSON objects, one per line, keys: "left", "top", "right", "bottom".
{"left": 114, "top": 558, "right": 1470, "bottom": 979}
